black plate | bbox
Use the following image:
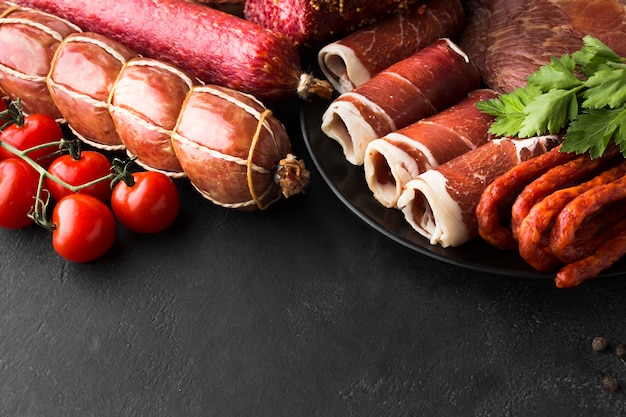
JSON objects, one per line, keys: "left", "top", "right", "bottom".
{"left": 300, "top": 95, "right": 625, "bottom": 279}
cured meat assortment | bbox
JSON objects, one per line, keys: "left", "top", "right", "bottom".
{"left": 11, "top": 0, "right": 333, "bottom": 105}
{"left": 0, "top": 5, "right": 81, "bottom": 118}
{"left": 48, "top": 32, "right": 138, "bottom": 150}
{"left": 460, "top": 0, "right": 626, "bottom": 93}
{"left": 397, "top": 136, "right": 558, "bottom": 248}
{"left": 318, "top": 0, "right": 465, "bottom": 94}
{"left": 244, "top": 0, "right": 422, "bottom": 47}
{"left": 321, "top": 38, "right": 481, "bottom": 165}
{"left": 363, "top": 88, "right": 497, "bottom": 208}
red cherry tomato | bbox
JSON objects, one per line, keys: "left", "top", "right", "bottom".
{"left": 0, "top": 113, "right": 64, "bottom": 168}
{"left": 111, "top": 171, "right": 180, "bottom": 233}
{"left": 52, "top": 194, "right": 116, "bottom": 263}
{"left": 46, "top": 151, "right": 113, "bottom": 203}
{"left": 0, "top": 158, "right": 40, "bottom": 229}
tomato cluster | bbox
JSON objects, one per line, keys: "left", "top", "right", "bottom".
{"left": 0, "top": 102, "right": 181, "bottom": 263}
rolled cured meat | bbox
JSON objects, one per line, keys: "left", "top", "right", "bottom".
{"left": 363, "top": 88, "right": 497, "bottom": 208}
{"left": 318, "top": 0, "right": 465, "bottom": 94}
{"left": 109, "top": 57, "right": 198, "bottom": 176}
{"left": 47, "top": 32, "right": 138, "bottom": 150}
{"left": 0, "top": 5, "right": 81, "bottom": 118}
{"left": 321, "top": 38, "right": 480, "bottom": 165}
{"left": 397, "top": 136, "right": 559, "bottom": 248}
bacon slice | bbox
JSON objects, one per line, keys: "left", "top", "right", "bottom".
{"left": 397, "top": 136, "right": 557, "bottom": 247}
{"left": 317, "top": 0, "right": 464, "bottom": 94}
{"left": 321, "top": 38, "right": 480, "bottom": 165}
{"left": 363, "top": 88, "right": 497, "bottom": 208}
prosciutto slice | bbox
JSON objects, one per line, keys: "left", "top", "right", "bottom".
{"left": 397, "top": 136, "right": 559, "bottom": 247}
{"left": 318, "top": 0, "right": 464, "bottom": 94}
{"left": 321, "top": 38, "right": 480, "bottom": 165}
{"left": 363, "top": 88, "right": 497, "bottom": 208}
{"left": 460, "top": 0, "right": 626, "bottom": 93}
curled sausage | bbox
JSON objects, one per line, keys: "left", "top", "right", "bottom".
{"left": 510, "top": 146, "right": 620, "bottom": 241}
{"left": 517, "top": 161, "right": 626, "bottom": 271}
{"left": 549, "top": 173, "right": 626, "bottom": 262}
{"left": 476, "top": 142, "right": 571, "bottom": 250}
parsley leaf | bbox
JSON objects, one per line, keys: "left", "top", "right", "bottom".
{"left": 476, "top": 35, "right": 626, "bottom": 158}
{"left": 561, "top": 108, "right": 626, "bottom": 158}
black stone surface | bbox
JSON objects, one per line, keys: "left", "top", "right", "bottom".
{"left": 0, "top": 98, "right": 625, "bottom": 417}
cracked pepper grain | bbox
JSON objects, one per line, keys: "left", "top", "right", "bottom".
{"left": 602, "top": 375, "right": 620, "bottom": 393}
{"left": 592, "top": 337, "right": 609, "bottom": 352}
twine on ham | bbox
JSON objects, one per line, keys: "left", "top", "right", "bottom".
{"left": 247, "top": 108, "right": 281, "bottom": 210}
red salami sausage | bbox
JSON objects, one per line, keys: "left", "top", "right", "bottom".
{"left": 11, "top": 0, "right": 332, "bottom": 105}
{"left": 245, "top": 0, "right": 422, "bottom": 47}
{"left": 318, "top": 0, "right": 465, "bottom": 93}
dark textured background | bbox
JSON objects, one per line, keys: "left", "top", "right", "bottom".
{"left": 0, "top": 95, "right": 625, "bottom": 417}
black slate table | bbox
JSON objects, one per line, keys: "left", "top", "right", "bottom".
{"left": 0, "top": 96, "right": 625, "bottom": 417}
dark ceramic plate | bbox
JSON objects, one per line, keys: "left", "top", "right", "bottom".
{"left": 300, "top": 95, "right": 624, "bottom": 279}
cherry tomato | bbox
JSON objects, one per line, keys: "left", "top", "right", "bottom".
{"left": 0, "top": 158, "right": 40, "bottom": 229}
{"left": 52, "top": 194, "right": 116, "bottom": 263}
{"left": 46, "top": 151, "right": 113, "bottom": 203}
{"left": 111, "top": 171, "right": 180, "bottom": 233}
{"left": 0, "top": 113, "right": 64, "bottom": 168}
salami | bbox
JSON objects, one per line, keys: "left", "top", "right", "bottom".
{"left": 363, "top": 89, "right": 497, "bottom": 208}
{"left": 397, "top": 136, "right": 557, "bottom": 248}
{"left": 318, "top": 0, "right": 465, "bottom": 93}
{"left": 47, "top": 32, "right": 138, "bottom": 150}
{"left": 0, "top": 5, "right": 81, "bottom": 118}
{"left": 11, "top": 0, "right": 333, "bottom": 105}
{"left": 321, "top": 38, "right": 481, "bottom": 165}
{"left": 245, "top": 0, "right": 421, "bottom": 47}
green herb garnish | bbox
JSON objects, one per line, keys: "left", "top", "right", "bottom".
{"left": 476, "top": 35, "right": 626, "bottom": 158}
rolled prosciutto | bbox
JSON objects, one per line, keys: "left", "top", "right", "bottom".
{"left": 318, "top": 0, "right": 465, "bottom": 94}
{"left": 47, "top": 32, "right": 138, "bottom": 150}
{"left": 0, "top": 5, "right": 81, "bottom": 119}
{"left": 109, "top": 57, "right": 198, "bottom": 176}
{"left": 397, "top": 136, "right": 558, "bottom": 247}
{"left": 363, "top": 88, "right": 497, "bottom": 208}
{"left": 321, "top": 38, "right": 480, "bottom": 165}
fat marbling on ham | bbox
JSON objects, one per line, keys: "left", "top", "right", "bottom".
{"left": 460, "top": 0, "right": 626, "bottom": 93}
{"left": 397, "top": 136, "right": 559, "bottom": 248}
{"left": 318, "top": 0, "right": 465, "bottom": 94}
{"left": 363, "top": 88, "right": 497, "bottom": 208}
{"left": 321, "top": 38, "right": 480, "bottom": 165}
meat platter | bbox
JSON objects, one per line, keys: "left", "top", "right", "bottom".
{"left": 300, "top": 92, "right": 626, "bottom": 279}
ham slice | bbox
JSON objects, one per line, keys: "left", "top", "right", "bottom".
{"left": 317, "top": 0, "right": 464, "bottom": 94}
{"left": 460, "top": 0, "right": 626, "bottom": 93}
{"left": 363, "top": 88, "right": 497, "bottom": 208}
{"left": 397, "top": 136, "right": 559, "bottom": 247}
{"left": 321, "top": 38, "right": 480, "bottom": 165}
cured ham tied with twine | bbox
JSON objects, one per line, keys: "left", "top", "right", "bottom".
{"left": 321, "top": 38, "right": 481, "bottom": 165}
{"left": 318, "top": 0, "right": 465, "bottom": 94}
{"left": 397, "top": 136, "right": 559, "bottom": 248}
{"left": 363, "top": 88, "right": 497, "bottom": 209}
